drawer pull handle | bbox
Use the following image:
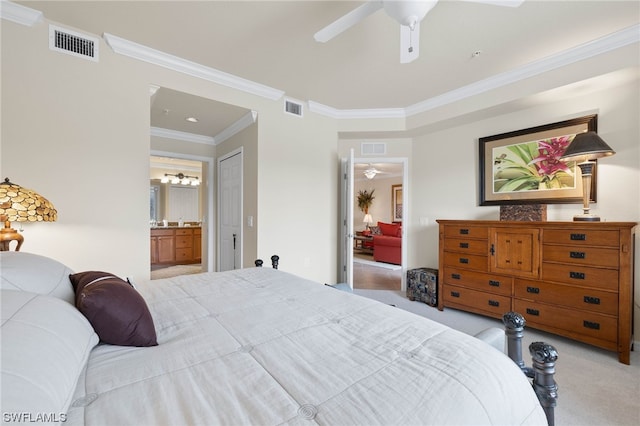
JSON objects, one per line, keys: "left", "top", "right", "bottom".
{"left": 459, "top": 242, "right": 469, "bottom": 248}
{"left": 583, "top": 320, "right": 600, "bottom": 330}
{"left": 526, "top": 308, "right": 540, "bottom": 316}
{"left": 451, "top": 273, "right": 461, "bottom": 280}
{"left": 584, "top": 296, "right": 601, "bottom": 305}
{"left": 459, "top": 258, "right": 469, "bottom": 264}
{"left": 489, "top": 280, "right": 500, "bottom": 287}
{"left": 570, "top": 271, "right": 586, "bottom": 280}
{"left": 459, "top": 229, "right": 469, "bottom": 235}
{"left": 527, "top": 286, "right": 540, "bottom": 294}
{"left": 570, "top": 251, "right": 586, "bottom": 259}
{"left": 451, "top": 291, "right": 460, "bottom": 298}
{"left": 570, "top": 233, "right": 586, "bottom": 241}
{"left": 488, "top": 300, "right": 500, "bottom": 307}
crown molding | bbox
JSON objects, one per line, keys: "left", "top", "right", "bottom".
{"left": 150, "top": 127, "right": 216, "bottom": 145}
{"left": 103, "top": 33, "right": 285, "bottom": 101}
{"left": 0, "top": 1, "right": 43, "bottom": 26}
{"left": 308, "top": 101, "right": 406, "bottom": 119}
{"left": 404, "top": 24, "right": 640, "bottom": 117}
{"left": 214, "top": 111, "right": 258, "bottom": 145}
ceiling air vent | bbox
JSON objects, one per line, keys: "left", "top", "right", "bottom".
{"left": 49, "top": 25, "right": 99, "bottom": 62}
{"left": 284, "top": 99, "right": 303, "bottom": 117}
{"left": 361, "top": 142, "right": 386, "bottom": 156}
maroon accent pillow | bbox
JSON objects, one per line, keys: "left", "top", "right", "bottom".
{"left": 69, "top": 271, "right": 157, "bottom": 347}
{"left": 378, "top": 221, "right": 400, "bottom": 237}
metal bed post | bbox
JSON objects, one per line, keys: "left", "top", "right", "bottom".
{"left": 503, "top": 312, "right": 558, "bottom": 426}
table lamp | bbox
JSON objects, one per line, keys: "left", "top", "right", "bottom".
{"left": 0, "top": 178, "right": 57, "bottom": 251}
{"left": 363, "top": 213, "right": 373, "bottom": 230}
{"left": 559, "top": 132, "right": 615, "bottom": 221}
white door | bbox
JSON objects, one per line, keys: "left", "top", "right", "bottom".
{"left": 340, "top": 149, "right": 354, "bottom": 288}
{"left": 218, "top": 151, "right": 242, "bottom": 271}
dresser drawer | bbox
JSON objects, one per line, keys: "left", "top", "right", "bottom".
{"left": 543, "top": 245, "right": 618, "bottom": 268}
{"left": 444, "top": 286, "right": 511, "bottom": 316}
{"left": 444, "top": 225, "right": 488, "bottom": 240}
{"left": 515, "top": 279, "right": 617, "bottom": 315}
{"left": 443, "top": 238, "right": 487, "bottom": 255}
{"left": 542, "top": 262, "right": 618, "bottom": 290}
{"left": 514, "top": 300, "right": 617, "bottom": 344}
{"left": 543, "top": 229, "right": 619, "bottom": 247}
{"left": 443, "top": 267, "right": 512, "bottom": 296}
{"left": 443, "top": 252, "right": 487, "bottom": 272}
{"left": 175, "top": 247, "right": 193, "bottom": 261}
{"left": 175, "top": 229, "right": 193, "bottom": 236}
{"left": 175, "top": 235, "right": 193, "bottom": 248}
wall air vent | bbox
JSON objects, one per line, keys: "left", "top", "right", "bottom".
{"left": 49, "top": 25, "right": 99, "bottom": 62}
{"left": 284, "top": 99, "right": 303, "bottom": 117}
{"left": 361, "top": 142, "right": 386, "bottom": 156}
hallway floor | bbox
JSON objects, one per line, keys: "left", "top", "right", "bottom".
{"left": 353, "top": 254, "right": 402, "bottom": 291}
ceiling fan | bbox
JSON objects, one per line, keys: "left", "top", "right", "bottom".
{"left": 314, "top": 0, "right": 525, "bottom": 64}
{"left": 363, "top": 164, "right": 389, "bottom": 179}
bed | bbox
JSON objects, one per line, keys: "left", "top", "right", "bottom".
{"left": 2, "top": 252, "right": 552, "bottom": 425}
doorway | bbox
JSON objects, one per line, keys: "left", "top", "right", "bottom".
{"left": 349, "top": 159, "right": 407, "bottom": 291}
{"left": 150, "top": 153, "right": 214, "bottom": 274}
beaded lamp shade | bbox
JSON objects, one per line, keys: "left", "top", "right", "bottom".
{"left": 0, "top": 178, "right": 57, "bottom": 251}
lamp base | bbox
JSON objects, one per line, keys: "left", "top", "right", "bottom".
{"left": 573, "top": 214, "right": 601, "bottom": 222}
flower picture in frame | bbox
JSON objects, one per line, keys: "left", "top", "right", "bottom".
{"left": 479, "top": 115, "right": 597, "bottom": 205}
{"left": 392, "top": 184, "right": 402, "bottom": 222}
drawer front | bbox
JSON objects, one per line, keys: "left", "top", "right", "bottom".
{"left": 175, "top": 229, "right": 193, "bottom": 236}
{"left": 514, "top": 279, "right": 618, "bottom": 315}
{"left": 443, "top": 238, "right": 487, "bottom": 255}
{"left": 175, "top": 247, "right": 193, "bottom": 261}
{"left": 444, "top": 225, "right": 488, "bottom": 240}
{"left": 543, "top": 229, "right": 619, "bottom": 247}
{"left": 443, "top": 252, "right": 487, "bottom": 272}
{"left": 542, "top": 263, "right": 618, "bottom": 290}
{"left": 151, "top": 229, "right": 173, "bottom": 237}
{"left": 194, "top": 228, "right": 202, "bottom": 235}
{"left": 443, "top": 267, "right": 512, "bottom": 296}
{"left": 543, "top": 245, "right": 618, "bottom": 268}
{"left": 444, "top": 286, "right": 511, "bottom": 316}
{"left": 514, "top": 300, "right": 617, "bottom": 343}
{"left": 175, "top": 236, "right": 193, "bottom": 248}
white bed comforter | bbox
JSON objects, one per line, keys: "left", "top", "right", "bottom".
{"left": 66, "top": 268, "right": 547, "bottom": 425}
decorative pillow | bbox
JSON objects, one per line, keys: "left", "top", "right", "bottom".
{"left": 69, "top": 271, "right": 158, "bottom": 347}
{"left": 0, "top": 252, "right": 76, "bottom": 304}
{"left": 368, "top": 226, "right": 381, "bottom": 235}
{"left": 1, "top": 290, "right": 99, "bottom": 418}
{"left": 378, "top": 221, "right": 400, "bottom": 237}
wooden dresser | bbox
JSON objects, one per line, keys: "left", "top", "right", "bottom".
{"left": 437, "top": 220, "right": 636, "bottom": 364}
{"left": 151, "top": 227, "right": 202, "bottom": 266}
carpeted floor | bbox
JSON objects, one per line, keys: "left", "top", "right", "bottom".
{"left": 150, "top": 264, "right": 202, "bottom": 280}
{"left": 355, "top": 289, "right": 640, "bottom": 426}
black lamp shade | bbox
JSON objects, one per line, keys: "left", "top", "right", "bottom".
{"left": 560, "top": 131, "right": 615, "bottom": 162}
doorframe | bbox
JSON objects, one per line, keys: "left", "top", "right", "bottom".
{"left": 151, "top": 149, "right": 215, "bottom": 272}
{"left": 352, "top": 156, "right": 409, "bottom": 291}
{"left": 217, "top": 147, "right": 243, "bottom": 271}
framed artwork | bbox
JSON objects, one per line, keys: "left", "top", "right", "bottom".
{"left": 479, "top": 115, "right": 598, "bottom": 206}
{"left": 392, "top": 184, "right": 403, "bottom": 222}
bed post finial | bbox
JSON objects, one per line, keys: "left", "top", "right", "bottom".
{"left": 502, "top": 312, "right": 529, "bottom": 373}
{"left": 530, "top": 342, "right": 559, "bottom": 426}
{"left": 255, "top": 259, "right": 263, "bottom": 267}
{"left": 270, "top": 255, "right": 279, "bottom": 269}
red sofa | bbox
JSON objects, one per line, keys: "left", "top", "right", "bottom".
{"left": 373, "top": 221, "right": 402, "bottom": 265}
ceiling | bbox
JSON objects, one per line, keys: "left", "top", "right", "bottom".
{"left": 14, "top": 1, "right": 640, "bottom": 139}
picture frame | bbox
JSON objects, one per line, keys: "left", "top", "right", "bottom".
{"left": 392, "top": 184, "right": 403, "bottom": 222}
{"left": 479, "top": 114, "right": 598, "bottom": 206}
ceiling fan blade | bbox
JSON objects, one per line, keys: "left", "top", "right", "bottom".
{"left": 400, "top": 22, "right": 420, "bottom": 64}
{"left": 314, "top": 0, "right": 383, "bottom": 43}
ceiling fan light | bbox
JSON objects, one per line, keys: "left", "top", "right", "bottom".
{"left": 383, "top": 0, "right": 438, "bottom": 27}
{"left": 364, "top": 169, "right": 377, "bottom": 179}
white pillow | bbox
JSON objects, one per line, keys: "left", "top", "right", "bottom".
{"left": 1, "top": 290, "right": 99, "bottom": 420}
{"left": 0, "top": 252, "right": 76, "bottom": 304}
